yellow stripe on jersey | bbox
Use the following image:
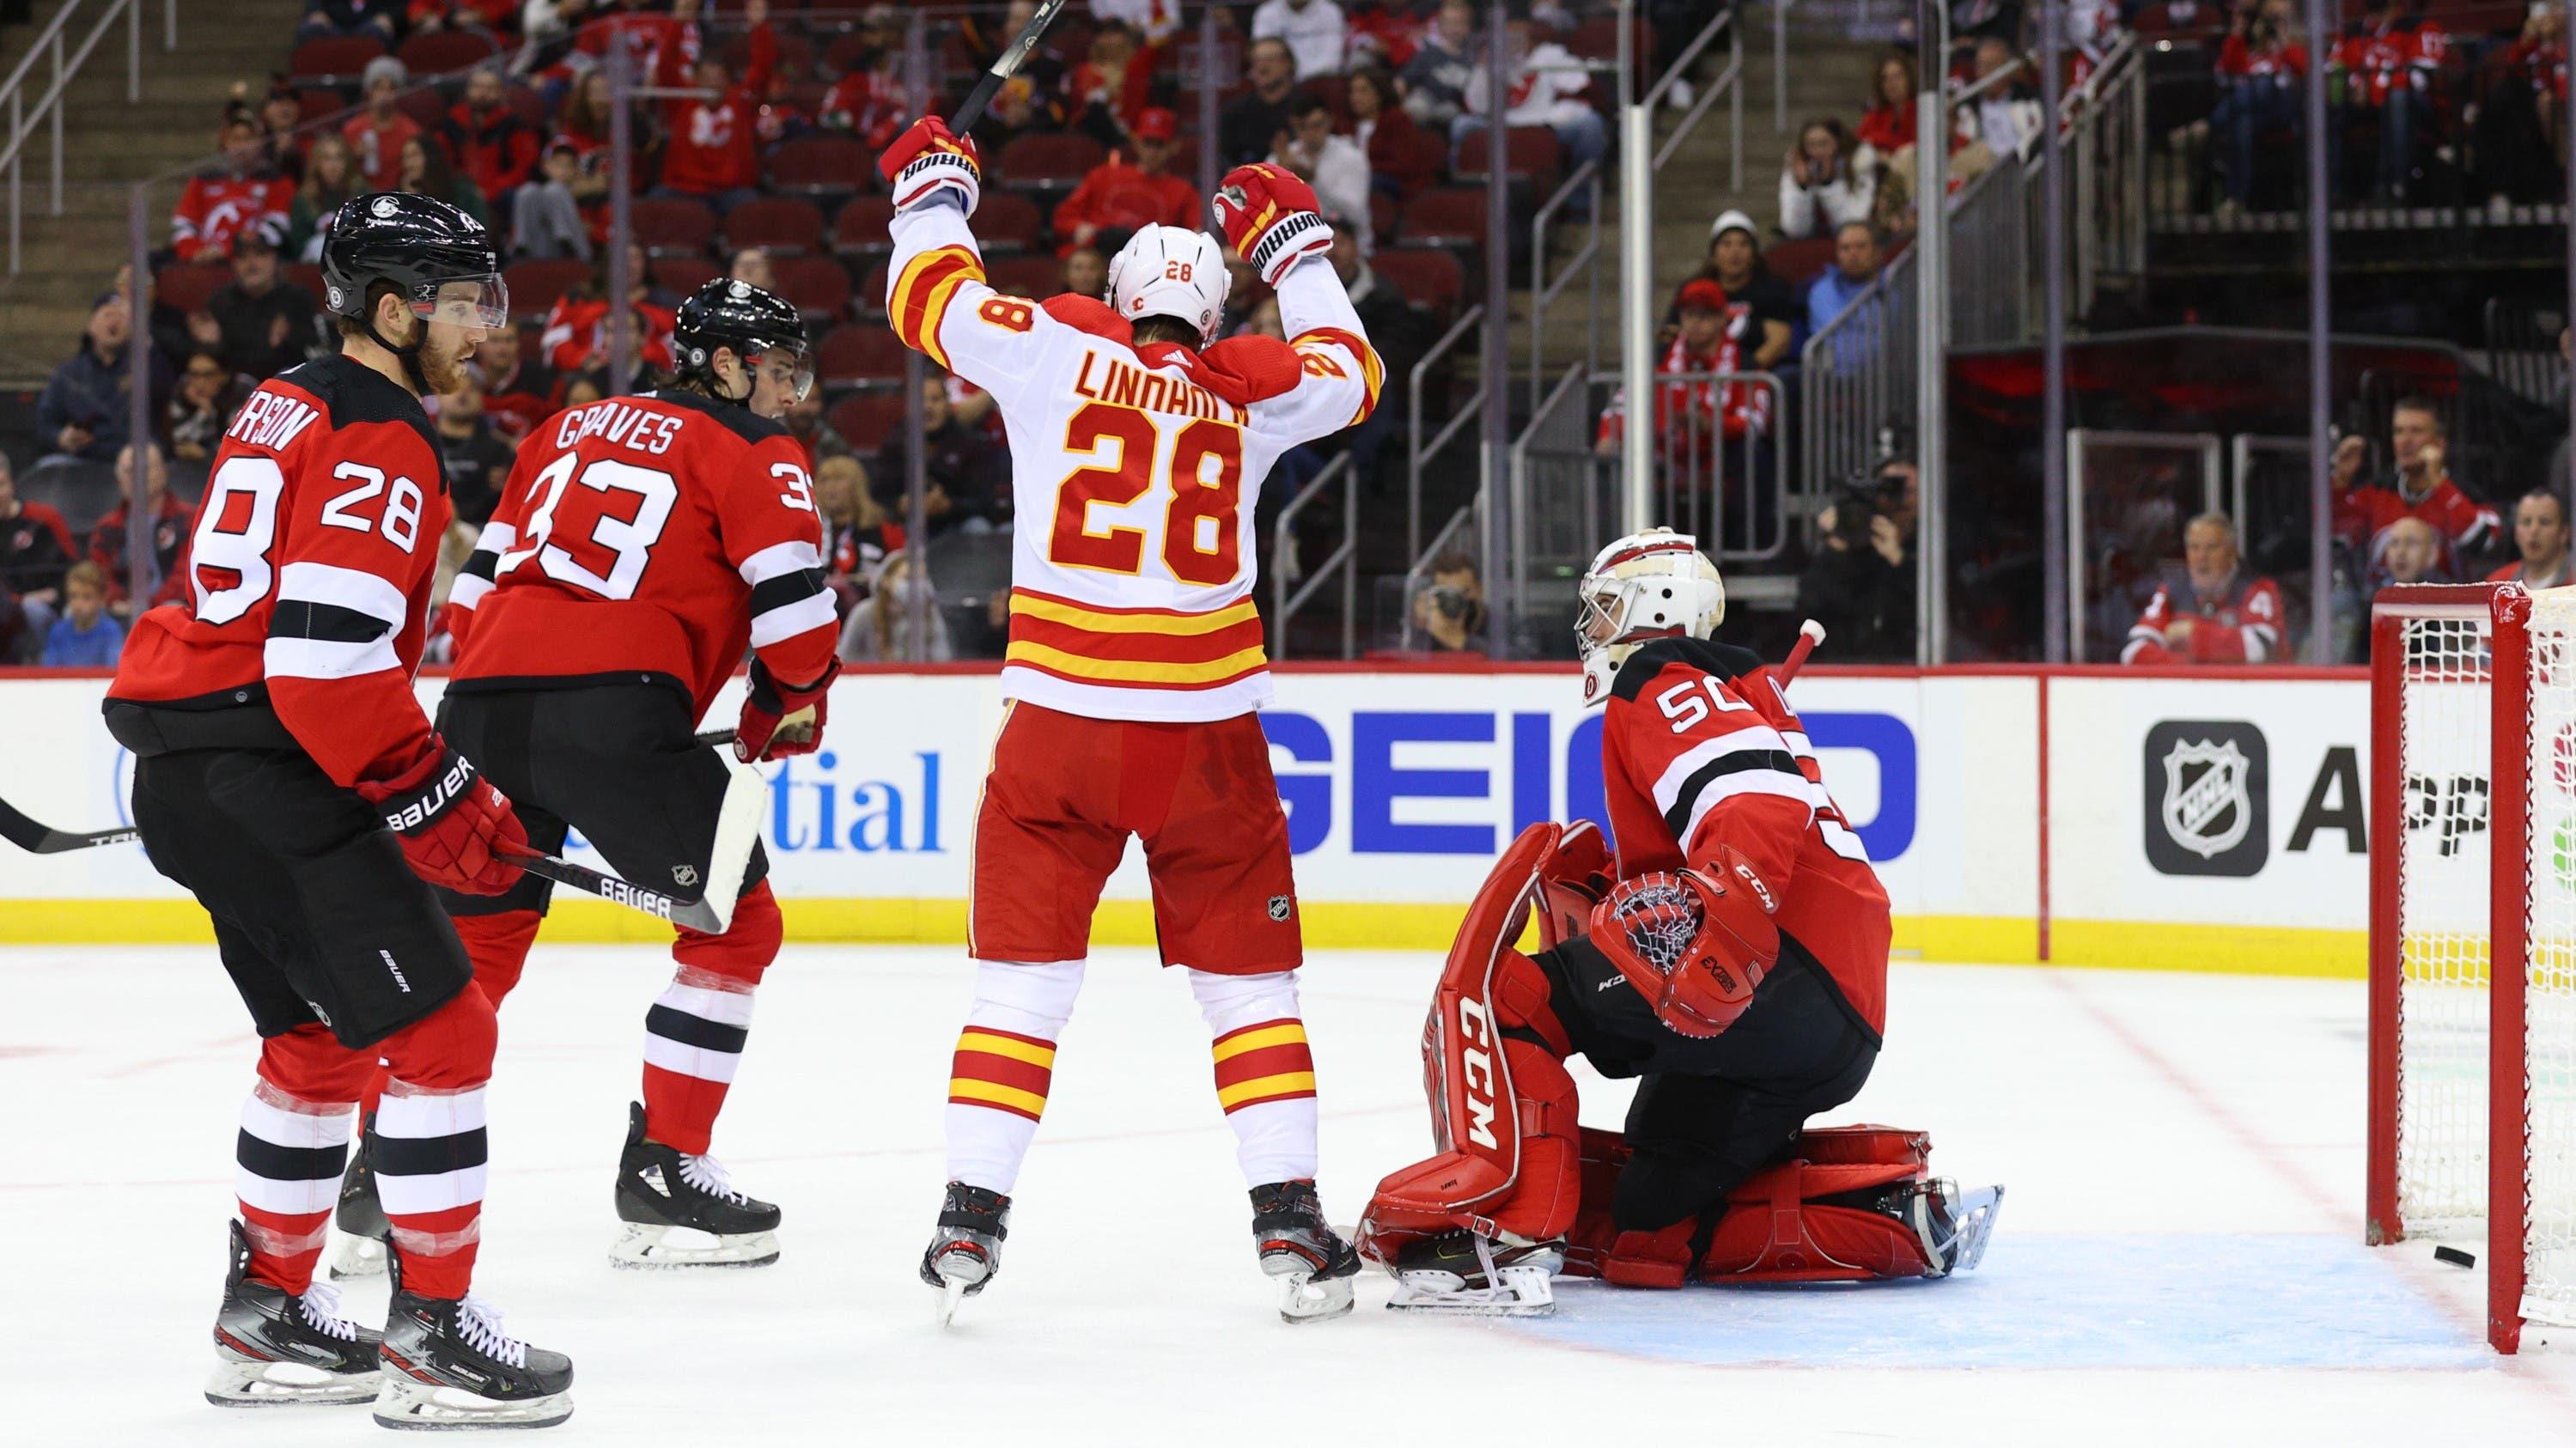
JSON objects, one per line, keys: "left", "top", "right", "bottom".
{"left": 1293, "top": 327, "right": 1385, "bottom": 426}
{"left": 1008, "top": 593, "right": 1262, "bottom": 637}
{"left": 892, "top": 245, "right": 984, "bottom": 368}
{"left": 1003, "top": 640, "right": 1271, "bottom": 685}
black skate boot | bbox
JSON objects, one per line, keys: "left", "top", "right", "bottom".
{"left": 1249, "top": 1180, "right": 1361, "bottom": 1323}
{"left": 205, "top": 1219, "right": 383, "bottom": 1407}
{"left": 325, "top": 1110, "right": 389, "bottom": 1280}
{"left": 920, "top": 1182, "right": 1009, "bottom": 1328}
{"left": 1385, "top": 1229, "right": 1562, "bottom": 1316}
{"left": 375, "top": 1249, "right": 574, "bottom": 1431}
{"left": 609, "top": 1101, "right": 782, "bottom": 1269}
{"left": 1867, "top": 1177, "right": 2006, "bottom": 1279}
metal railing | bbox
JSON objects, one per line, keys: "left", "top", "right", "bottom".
{"left": 1, "top": 0, "right": 176, "bottom": 273}
{"left": 2063, "top": 429, "right": 2224, "bottom": 661}
{"left": 1526, "top": 159, "right": 1602, "bottom": 414}
{"left": 1799, "top": 240, "right": 1918, "bottom": 498}
{"left": 1648, "top": 3, "right": 1744, "bottom": 192}
{"left": 1270, "top": 452, "right": 1356, "bottom": 661}
{"left": 1505, "top": 361, "right": 1605, "bottom": 605}
{"left": 1653, "top": 368, "right": 1791, "bottom": 562}
{"left": 1406, "top": 302, "right": 1485, "bottom": 567}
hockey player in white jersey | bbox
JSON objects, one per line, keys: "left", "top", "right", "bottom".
{"left": 875, "top": 117, "right": 1383, "bottom": 1324}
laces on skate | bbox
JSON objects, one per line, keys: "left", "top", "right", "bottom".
{"left": 296, "top": 1281, "right": 360, "bottom": 1342}
{"left": 679, "top": 1153, "right": 750, "bottom": 1205}
{"left": 456, "top": 1295, "right": 528, "bottom": 1370}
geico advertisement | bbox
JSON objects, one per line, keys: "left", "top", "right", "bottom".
{"left": 0, "top": 672, "right": 1938, "bottom": 911}
{"left": 2047, "top": 676, "right": 2372, "bottom": 930}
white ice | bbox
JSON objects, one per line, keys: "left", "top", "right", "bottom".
{"left": 7, "top": 944, "right": 2576, "bottom": 1446}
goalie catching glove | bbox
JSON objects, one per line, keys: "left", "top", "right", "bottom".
{"left": 1212, "top": 162, "right": 1334, "bottom": 287}
{"left": 879, "top": 116, "right": 982, "bottom": 216}
{"left": 355, "top": 741, "right": 528, "bottom": 897}
{"left": 734, "top": 657, "right": 840, "bottom": 764}
{"left": 1589, "top": 847, "right": 1780, "bottom": 1038}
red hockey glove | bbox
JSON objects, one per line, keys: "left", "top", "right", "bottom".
{"left": 355, "top": 742, "right": 528, "bottom": 897}
{"left": 1213, "top": 162, "right": 1335, "bottom": 286}
{"left": 880, "top": 117, "right": 983, "bottom": 216}
{"left": 1588, "top": 848, "right": 1780, "bottom": 1038}
{"left": 734, "top": 657, "right": 840, "bottom": 764}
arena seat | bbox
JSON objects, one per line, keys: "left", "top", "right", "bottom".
{"left": 1765, "top": 236, "right": 1838, "bottom": 289}
{"left": 772, "top": 254, "right": 854, "bottom": 319}
{"left": 1370, "top": 248, "right": 1465, "bottom": 321}
{"left": 998, "top": 133, "right": 1105, "bottom": 194}
{"left": 985, "top": 254, "right": 1065, "bottom": 300}
{"left": 1400, "top": 187, "right": 1490, "bottom": 249}
{"left": 832, "top": 196, "right": 897, "bottom": 257}
{"left": 723, "top": 197, "right": 825, "bottom": 256}
{"left": 830, "top": 392, "right": 909, "bottom": 453}
{"left": 1452, "top": 125, "right": 1562, "bottom": 193}
{"left": 818, "top": 325, "right": 911, "bottom": 388}
{"left": 768, "top": 135, "right": 875, "bottom": 198}
{"left": 977, "top": 192, "right": 1044, "bottom": 253}
{"left": 154, "top": 263, "right": 230, "bottom": 314}
{"left": 652, "top": 256, "right": 722, "bottom": 295}
{"left": 631, "top": 197, "right": 719, "bottom": 257}
{"left": 502, "top": 259, "right": 593, "bottom": 318}
{"left": 397, "top": 30, "right": 497, "bottom": 76}
{"left": 288, "top": 36, "right": 385, "bottom": 86}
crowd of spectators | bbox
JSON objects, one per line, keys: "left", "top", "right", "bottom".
{"left": 12, "top": 0, "right": 1731, "bottom": 666}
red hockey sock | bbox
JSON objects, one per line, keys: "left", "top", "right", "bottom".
{"left": 357, "top": 910, "right": 539, "bottom": 1126}
{"left": 240, "top": 1026, "right": 374, "bottom": 1295}
{"left": 373, "top": 986, "right": 498, "bottom": 1301}
{"left": 642, "top": 883, "right": 777, "bottom": 1156}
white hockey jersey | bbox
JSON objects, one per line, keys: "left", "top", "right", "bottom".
{"left": 885, "top": 202, "right": 1382, "bottom": 722}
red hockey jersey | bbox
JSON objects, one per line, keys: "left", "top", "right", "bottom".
{"left": 655, "top": 20, "right": 776, "bottom": 197}
{"left": 108, "top": 355, "right": 449, "bottom": 788}
{"left": 171, "top": 171, "right": 296, "bottom": 262}
{"left": 2333, "top": 19, "right": 2445, "bottom": 106}
{"left": 446, "top": 388, "right": 837, "bottom": 715}
{"left": 2121, "top": 570, "right": 2286, "bottom": 664}
{"left": 2335, "top": 475, "right": 2500, "bottom": 554}
{"left": 1599, "top": 636, "right": 1891, "bottom": 1035}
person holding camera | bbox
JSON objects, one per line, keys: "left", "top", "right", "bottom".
{"left": 2121, "top": 512, "right": 2286, "bottom": 665}
{"left": 1795, "top": 457, "right": 1917, "bottom": 661}
{"left": 1410, "top": 552, "right": 1489, "bottom": 652}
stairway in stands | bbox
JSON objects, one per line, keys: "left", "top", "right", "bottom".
{"left": 0, "top": 0, "right": 304, "bottom": 387}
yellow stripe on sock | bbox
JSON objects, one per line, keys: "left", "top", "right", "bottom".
{"left": 1210, "top": 1022, "right": 1307, "bottom": 1063}
{"left": 947, "top": 1079, "right": 1049, "bottom": 1116}
{"left": 1215, "top": 1071, "right": 1317, "bottom": 1110}
{"left": 956, "top": 1030, "right": 1057, "bottom": 1068}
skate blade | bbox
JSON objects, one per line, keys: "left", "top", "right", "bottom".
{"left": 607, "top": 1221, "right": 780, "bottom": 1270}
{"left": 1276, "top": 1271, "right": 1355, "bottom": 1323}
{"left": 1386, "top": 1264, "right": 1556, "bottom": 1317}
{"left": 204, "top": 1358, "right": 381, "bottom": 1408}
{"left": 372, "top": 1376, "right": 573, "bottom": 1432}
{"left": 1942, "top": 1184, "right": 2005, "bottom": 1275}
{"left": 935, "top": 1275, "right": 971, "bottom": 1329}
{"left": 326, "top": 1229, "right": 388, "bottom": 1281}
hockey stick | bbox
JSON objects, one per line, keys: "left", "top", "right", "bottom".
{"left": 1776, "top": 618, "right": 1826, "bottom": 685}
{"left": 0, "top": 796, "right": 137, "bottom": 854}
{"left": 949, "top": 0, "right": 1069, "bottom": 133}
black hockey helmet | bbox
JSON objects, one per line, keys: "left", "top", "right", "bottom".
{"left": 673, "top": 277, "right": 813, "bottom": 405}
{"left": 322, "top": 192, "right": 507, "bottom": 332}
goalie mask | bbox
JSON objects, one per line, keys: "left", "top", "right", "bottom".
{"left": 1574, "top": 528, "right": 1726, "bottom": 707}
{"left": 1107, "top": 223, "right": 1230, "bottom": 345}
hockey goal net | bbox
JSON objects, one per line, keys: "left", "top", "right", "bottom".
{"left": 2369, "top": 581, "right": 2576, "bottom": 1352}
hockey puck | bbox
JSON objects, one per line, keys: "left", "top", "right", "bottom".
{"left": 2434, "top": 1245, "right": 2476, "bottom": 1269}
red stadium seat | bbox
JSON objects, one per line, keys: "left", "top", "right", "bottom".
{"left": 723, "top": 197, "right": 826, "bottom": 255}
{"left": 823, "top": 31, "right": 881, "bottom": 76}
{"left": 977, "top": 191, "right": 1044, "bottom": 253}
{"left": 1370, "top": 192, "right": 1399, "bottom": 245}
{"left": 502, "top": 259, "right": 594, "bottom": 317}
{"left": 997, "top": 132, "right": 1105, "bottom": 192}
{"left": 722, "top": 29, "right": 817, "bottom": 80}
{"left": 831, "top": 392, "right": 909, "bottom": 453}
{"left": 833, "top": 196, "right": 897, "bottom": 255}
{"left": 284, "top": 264, "right": 326, "bottom": 301}
{"left": 395, "top": 88, "right": 448, "bottom": 130}
{"left": 768, "top": 134, "right": 876, "bottom": 198}
{"left": 652, "top": 256, "right": 722, "bottom": 295}
{"left": 631, "top": 197, "right": 719, "bottom": 257}
{"left": 1399, "top": 187, "right": 1489, "bottom": 248}
{"left": 289, "top": 36, "right": 386, "bottom": 85}
{"left": 155, "top": 263, "right": 229, "bottom": 314}
{"left": 1379, "top": 125, "right": 1451, "bottom": 200}
{"left": 772, "top": 254, "right": 854, "bottom": 318}
{"left": 817, "top": 325, "right": 911, "bottom": 387}
{"left": 1452, "top": 125, "right": 1562, "bottom": 191}
{"left": 297, "top": 88, "right": 346, "bottom": 126}
{"left": 398, "top": 31, "right": 498, "bottom": 76}
{"left": 985, "top": 254, "right": 1065, "bottom": 299}
{"left": 856, "top": 261, "right": 892, "bottom": 317}
{"left": 1369, "top": 248, "right": 1465, "bottom": 320}
{"left": 1303, "top": 75, "right": 1351, "bottom": 128}
{"left": 1765, "top": 236, "right": 1838, "bottom": 289}
{"left": 505, "top": 83, "right": 549, "bottom": 131}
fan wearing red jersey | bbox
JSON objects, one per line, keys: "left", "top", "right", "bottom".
{"left": 330, "top": 277, "right": 837, "bottom": 1275}
{"left": 1358, "top": 529, "right": 2001, "bottom": 1314}
{"left": 879, "top": 119, "right": 1379, "bottom": 1325}
{"left": 101, "top": 193, "right": 574, "bottom": 1428}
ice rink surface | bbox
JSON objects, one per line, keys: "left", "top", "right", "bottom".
{"left": 9, "top": 942, "right": 2576, "bottom": 1446}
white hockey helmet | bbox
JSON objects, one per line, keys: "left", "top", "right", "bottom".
{"left": 1575, "top": 527, "right": 1726, "bottom": 708}
{"left": 1106, "top": 223, "right": 1231, "bottom": 344}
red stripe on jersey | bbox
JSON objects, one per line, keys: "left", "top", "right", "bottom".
{"left": 1008, "top": 609, "right": 1267, "bottom": 664}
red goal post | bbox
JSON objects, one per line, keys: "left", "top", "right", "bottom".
{"left": 2367, "top": 581, "right": 2576, "bottom": 1354}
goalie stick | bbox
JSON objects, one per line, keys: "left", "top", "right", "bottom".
{"left": 0, "top": 750, "right": 764, "bottom": 934}
{"left": 1777, "top": 618, "right": 1826, "bottom": 686}
{"left": 950, "top": 0, "right": 1069, "bottom": 134}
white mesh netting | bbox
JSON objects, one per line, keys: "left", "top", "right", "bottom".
{"left": 2519, "top": 589, "right": 2576, "bottom": 1325}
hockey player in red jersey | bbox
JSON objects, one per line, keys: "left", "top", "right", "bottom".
{"left": 326, "top": 276, "right": 838, "bottom": 1275}
{"left": 2122, "top": 512, "right": 2287, "bottom": 664}
{"left": 876, "top": 118, "right": 1380, "bottom": 1324}
{"left": 104, "top": 193, "right": 573, "bottom": 1428}
{"left": 1358, "top": 528, "right": 2001, "bottom": 1313}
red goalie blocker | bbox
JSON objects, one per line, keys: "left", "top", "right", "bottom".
{"left": 1360, "top": 823, "right": 1954, "bottom": 1287}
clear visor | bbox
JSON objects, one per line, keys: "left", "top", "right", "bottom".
{"left": 409, "top": 276, "right": 511, "bottom": 331}
{"left": 746, "top": 345, "right": 815, "bottom": 405}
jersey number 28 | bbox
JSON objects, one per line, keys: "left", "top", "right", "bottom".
{"left": 1049, "top": 402, "right": 1245, "bottom": 587}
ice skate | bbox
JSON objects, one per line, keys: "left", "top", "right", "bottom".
{"left": 608, "top": 1102, "right": 781, "bottom": 1269}
{"left": 324, "top": 1111, "right": 389, "bottom": 1281}
{"left": 1887, "top": 1177, "right": 2005, "bottom": 1279}
{"left": 920, "top": 1182, "right": 1009, "bottom": 1328}
{"left": 1385, "top": 1230, "right": 1562, "bottom": 1316}
{"left": 374, "top": 1250, "right": 574, "bottom": 1431}
{"left": 204, "top": 1220, "right": 382, "bottom": 1408}
{"left": 1249, "top": 1180, "right": 1361, "bottom": 1323}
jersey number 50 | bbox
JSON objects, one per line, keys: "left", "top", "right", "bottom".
{"left": 1049, "top": 402, "right": 1244, "bottom": 587}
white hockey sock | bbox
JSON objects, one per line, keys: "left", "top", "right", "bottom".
{"left": 1189, "top": 968, "right": 1318, "bottom": 1188}
{"left": 943, "top": 959, "right": 1084, "bottom": 1196}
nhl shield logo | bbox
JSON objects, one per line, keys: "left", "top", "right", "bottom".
{"left": 1267, "top": 895, "right": 1293, "bottom": 922}
{"left": 2161, "top": 739, "right": 2251, "bottom": 860}
{"left": 672, "top": 864, "right": 701, "bottom": 888}
{"left": 2141, "top": 721, "right": 2269, "bottom": 877}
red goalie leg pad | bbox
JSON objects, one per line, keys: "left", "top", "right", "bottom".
{"left": 1361, "top": 1039, "right": 1580, "bottom": 1260}
{"left": 1697, "top": 1125, "right": 1940, "bottom": 1283}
